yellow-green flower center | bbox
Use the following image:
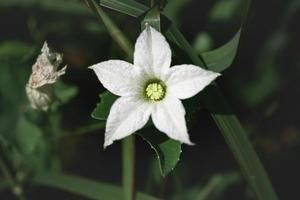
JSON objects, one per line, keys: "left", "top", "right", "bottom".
{"left": 145, "top": 81, "right": 166, "bottom": 101}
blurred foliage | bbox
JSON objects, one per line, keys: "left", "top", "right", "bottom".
{"left": 0, "top": 0, "right": 299, "bottom": 199}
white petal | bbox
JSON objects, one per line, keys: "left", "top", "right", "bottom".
{"left": 151, "top": 95, "right": 193, "bottom": 145}
{"left": 166, "top": 65, "right": 220, "bottom": 99}
{"left": 104, "top": 96, "right": 152, "bottom": 148}
{"left": 134, "top": 25, "right": 171, "bottom": 77}
{"left": 89, "top": 60, "right": 141, "bottom": 96}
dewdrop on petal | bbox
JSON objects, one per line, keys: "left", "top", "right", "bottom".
{"left": 26, "top": 41, "right": 67, "bottom": 111}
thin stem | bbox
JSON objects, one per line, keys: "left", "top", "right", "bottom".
{"left": 122, "top": 135, "right": 136, "bottom": 200}
{"left": 88, "top": 0, "right": 133, "bottom": 59}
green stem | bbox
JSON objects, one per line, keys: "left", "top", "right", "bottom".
{"left": 88, "top": 0, "right": 133, "bottom": 59}
{"left": 84, "top": 2, "right": 137, "bottom": 199}
{"left": 122, "top": 135, "right": 136, "bottom": 200}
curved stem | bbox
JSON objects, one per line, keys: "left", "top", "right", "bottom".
{"left": 122, "top": 135, "right": 136, "bottom": 200}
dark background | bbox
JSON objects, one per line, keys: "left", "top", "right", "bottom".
{"left": 0, "top": 0, "right": 300, "bottom": 199}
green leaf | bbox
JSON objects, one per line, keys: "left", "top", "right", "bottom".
{"left": 97, "top": 0, "right": 241, "bottom": 73}
{"left": 87, "top": 0, "right": 133, "bottom": 58}
{"left": 194, "top": 172, "right": 241, "bottom": 200}
{"left": 94, "top": 1, "right": 279, "bottom": 200}
{"left": 1, "top": 0, "right": 90, "bottom": 16}
{"left": 172, "top": 172, "right": 241, "bottom": 200}
{"left": 33, "top": 173, "right": 158, "bottom": 200}
{"left": 237, "top": 57, "right": 280, "bottom": 107}
{"left": 139, "top": 130, "right": 181, "bottom": 176}
{"left": 209, "top": 0, "right": 241, "bottom": 22}
{"left": 15, "top": 117, "right": 42, "bottom": 155}
{"left": 0, "top": 41, "right": 31, "bottom": 62}
{"left": 163, "top": 0, "right": 192, "bottom": 25}
{"left": 98, "top": 0, "right": 147, "bottom": 17}
{"left": 91, "top": 90, "right": 181, "bottom": 176}
{"left": 55, "top": 81, "right": 78, "bottom": 104}
{"left": 142, "top": 5, "right": 161, "bottom": 31}
{"left": 91, "top": 91, "right": 118, "bottom": 120}
{"left": 193, "top": 32, "right": 214, "bottom": 53}
{"left": 200, "top": 29, "right": 241, "bottom": 72}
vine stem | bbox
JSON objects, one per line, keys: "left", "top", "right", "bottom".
{"left": 122, "top": 135, "right": 136, "bottom": 200}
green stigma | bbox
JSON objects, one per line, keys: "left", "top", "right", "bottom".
{"left": 145, "top": 81, "right": 166, "bottom": 101}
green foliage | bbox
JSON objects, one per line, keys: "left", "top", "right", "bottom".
{"left": 193, "top": 32, "right": 214, "bottom": 53}
{"left": 89, "top": 4, "right": 183, "bottom": 178}
{"left": 0, "top": 41, "right": 32, "bottom": 61}
{"left": 139, "top": 130, "right": 181, "bottom": 176}
{"left": 91, "top": 91, "right": 118, "bottom": 120}
{"left": 0, "top": 39, "right": 78, "bottom": 184}
{"left": 173, "top": 172, "right": 241, "bottom": 200}
{"left": 87, "top": 0, "right": 133, "bottom": 58}
{"left": 55, "top": 81, "right": 78, "bottom": 105}
{"left": 163, "top": 0, "right": 192, "bottom": 26}
{"left": 96, "top": 1, "right": 279, "bottom": 200}
{"left": 141, "top": 6, "right": 182, "bottom": 177}
{"left": 1, "top": 0, "right": 90, "bottom": 15}
{"left": 91, "top": 91, "right": 182, "bottom": 176}
{"left": 142, "top": 5, "right": 161, "bottom": 31}
{"left": 15, "top": 117, "right": 42, "bottom": 155}
{"left": 0, "top": 0, "right": 291, "bottom": 199}
{"left": 99, "top": 0, "right": 147, "bottom": 17}
{"left": 209, "top": 0, "right": 241, "bottom": 22}
{"left": 200, "top": 29, "right": 241, "bottom": 72}
{"left": 33, "top": 173, "right": 158, "bottom": 200}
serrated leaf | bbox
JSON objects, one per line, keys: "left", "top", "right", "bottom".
{"left": 33, "top": 173, "right": 158, "bottom": 200}
{"left": 200, "top": 29, "right": 241, "bottom": 72}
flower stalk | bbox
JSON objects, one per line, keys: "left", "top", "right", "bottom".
{"left": 122, "top": 136, "right": 136, "bottom": 200}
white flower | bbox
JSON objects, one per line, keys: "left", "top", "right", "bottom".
{"left": 90, "top": 25, "right": 220, "bottom": 148}
{"left": 26, "top": 42, "right": 66, "bottom": 111}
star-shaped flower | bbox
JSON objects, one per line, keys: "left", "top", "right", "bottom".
{"left": 90, "top": 25, "right": 220, "bottom": 148}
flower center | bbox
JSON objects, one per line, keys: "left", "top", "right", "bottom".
{"left": 145, "top": 81, "right": 166, "bottom": 101}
